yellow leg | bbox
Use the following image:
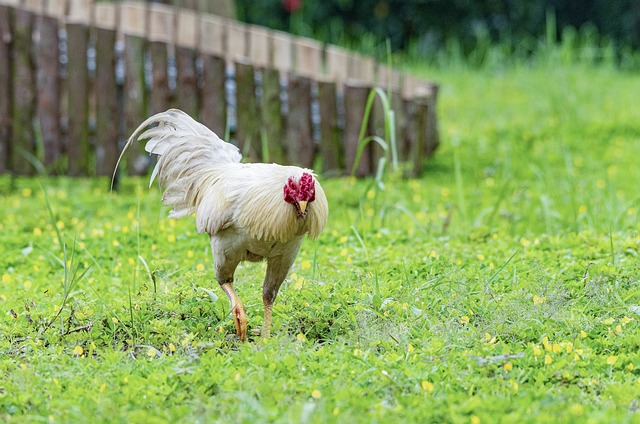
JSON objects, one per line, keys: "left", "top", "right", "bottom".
{"left": 261, "top": 300, "right": 273, "bottom": 339}
{"left": 221, "top": 282, "right": 247, "bottom": 342}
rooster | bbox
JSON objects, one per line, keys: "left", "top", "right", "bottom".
{"left": 114, "top": 109, "right": 328, "bottom": 342}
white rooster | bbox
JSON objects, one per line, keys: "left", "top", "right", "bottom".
{"left": 114, "top": 109, "right": 328, "bottom": 342}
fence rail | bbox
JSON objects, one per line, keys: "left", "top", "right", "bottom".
{"left": 0, "top": 0, "right": 439, "bottom": 178}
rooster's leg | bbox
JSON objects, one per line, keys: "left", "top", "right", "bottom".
{"left": 221, "top": 282, "right": 247, "bottom": 342}
{"left": 261, "top": 296, "right": 274, "bottom": 339}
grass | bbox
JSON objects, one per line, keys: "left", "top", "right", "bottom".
{"left": 2, "top": 58, "right": 640, "bottom": 423}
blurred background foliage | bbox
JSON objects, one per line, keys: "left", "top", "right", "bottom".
{"left": 234, "top": 0, "right": 640, "bottom": 67}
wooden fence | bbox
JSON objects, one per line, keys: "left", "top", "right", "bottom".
{"left": 0, "top": 0, "right": 439, "bottom": 178}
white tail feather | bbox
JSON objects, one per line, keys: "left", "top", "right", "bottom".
{"left": 112, "top": 109, "right": 242, "bottom": 217}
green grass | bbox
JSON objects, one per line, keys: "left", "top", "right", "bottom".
{"left": 2, "top": 60, "right": 640, "bottom": 423}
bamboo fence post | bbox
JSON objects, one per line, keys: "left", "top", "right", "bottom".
{"left": 148, "top": 3, "right": 172, "bottom": 115}
{"left": 35, "top": 9, "right": 61, "bottom": 173}
{"left": 66, "top": 0, "right": 92, "bottom": 176}
{"left": 284, "top": 75, "right": 313, "bottom": 167}
{"left": 250, "top": 26, "right": 278, "bottom": 163}
{"left": 94, "top": 2, "right": 120, "bottom": 176}
{"left": 12, "top": 7, "right": 36, "bottom": 175}
{"left": 317, "top": 80, "right": 342, "bottom": 175}
{"left": 121, "top": 2, "right": 148, "bottom": 175}
{"left": 199, "top": 14, "right": 226, "bottom": 137}
{"left": 343, "top": 81, "right": 372, "bottom": 177}
{"left": 229, "top": 22, "right": 259, "bottom": 159}
{"left": 235, "top": 60, "right": 259, "bottom": 159}
{"left": 175, "top": 8, "right": 198, "bottom": 117}
{"left": 0, "top": 5, "right": 11, "bottom": 173}
{"left": 425, "top": 82, "right": 440, "bottom": 157}
{"left": 262, "top": 30, "right": 292, "bottom": 164}
{"left": 284, "top": 37, "right": 319, "bottom": 168}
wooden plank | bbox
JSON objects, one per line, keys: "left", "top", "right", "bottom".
{"left": 148, "top": 3, "right": 173, "bottom": 43}
{"left": 343, "top": 81, "right": 372, "bottom": 177}
{"left": 270, "top": 30, "right": 292, "bottom": 74}
{"left": 23, "top": 0, "right": 44, "bottom": 13}
{"left": 325, "top": 45, "right": 349, "bottom": 86}
{"left": 0, "top": 5, "right": 11, "bottom": 173}
{"left": 66, "top": 0, "right": 91, "bottom": 25}
{"left": 234, "top": 60, "right": 260, "bottom": 160}
{"left": 35, "top": 13, "right": 62, "bottom": 173}
{"left": 94, "top": 26, "right": 120, "bottom": 176}
{"left": 318, "top": 80, "right": 342, "bottom": 176}
{"left": 376, "top": 64, "right": 401, "bottom": 91}
{"left": 295, "top": 37, "right": 322, "bottom": 79}
{"left": 175, "top": 45, "right": 199, "bottom": 117}
{"left": 199, "top": 53, "right": 226, "bottom": 137}
{"left": 94, "top": 2, "right": 118, "bottom": 30}
{"left": 285, "top": 75, "right": 314, "bottom": 167}
{"left": 260, "top": 67, "right": 285, "bottom": 164}
{"left": 149, "top": 41, "right": 170, "bottom": 114}
{"left": 46, "top": 0, "right": 67, "bottom": 20}
{"left": 11, "top": 8, "right": 36, "bottom": 175}
{"left": 226, "top": 21, "right": 247, "bottom": 62}
{"left": 176, "top": 8, "right": 198, "bottom": 49}
{"left": 123, "top": 34, "right": 147, "bottom": 175}
{"left": 424, "top": 82, "right": 440, "bottom": 157}
{"left": 248, "top": 25, "right": 269, "bottom": 68}
{"left": 403, "top": 97, "right": 428, "bottom": 177}
{"left": 349, "top": 53, "right": 375, "bottom": 83}
{"left": 120, "top": 1, "right": 146, "bottom": 37}
{"left": 199, "top": 14, "right": 225, "bottom": 57}
{"left": 66, "top": 21, "right": 90, "bottom": 175}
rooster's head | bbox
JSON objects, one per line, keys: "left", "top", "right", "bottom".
{"left": 284, "top": 172, "right": 316, "bottom": 218}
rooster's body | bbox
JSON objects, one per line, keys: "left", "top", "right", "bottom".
{"left": 115, "top": 109, "right": 328, "bottom": 341}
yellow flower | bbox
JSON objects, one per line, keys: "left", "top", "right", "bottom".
{"left": 311, "top": 389, "right": 321, "bottom": 399}
{"left": 580, "top": 330, "right": 587, "bottom": 339}
{"left": 196, "top": 263, "right": 205, "bottom": 271}
{"left": 533, "top": 345, "right": 542, "bottom": 356}
{"left": 552, "top": 343, "right": 562, "bottom": 354}
{"left": 503, "top": 362, "right": 513, "bottom": 371}
{"left": 33, "top": 227, "right": 42, "bottom": 236}
{"left": 471, "top": 415, "right": 480, "bottom": 424}
{"left": 168, "top": 234, "right": 176, "bottom": 243}
{"left": 407, "top": 344, "right": 415, "bottom": 353}
{"left": 533, "top": 295, "right": 546, "bottom": 306}
{"left": 459, "top": 315, "right": 470, "bottom": 324}
{"left": 301, "top": 260, "right": 312, "bottom": 270}
{"left": 544, "top": 354, "right": 552, "bottom": 365}
{"left": 187, "top": 250, "right": 194, "bottom": 258}
{"left": 147, "top": 348, "right": 157, "bottom": 357}
{"left": 2, "top": 274, "right": 11, "bottom": 283}
{"left": 421, "top": 380, "right": 435, "bottom": 393}
{"left": 627, "top": 363, "right": 634, "bottom": 371}
{"left": 607, "top": 356, "right": 617, "bottom": 365}
{"left": 169, "top": 343, "right": 176, "bottom": 353}
{"left": 570, "top": 404, "right": 584, "bottom": 416}
{"left": 621, "top": 316, "right": 633, "bottom": 326}
{"left": 542, "top": 336, "right": 552, "bottom": 352}
{"left": 73, "top": 345, "right": 84, "bottom": 356}
{"left": 99, "top": 383, "right": 106, "bottom": 393}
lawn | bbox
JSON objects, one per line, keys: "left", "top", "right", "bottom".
{"left": 1, "top": 59, "right": 640, "bottom": 423}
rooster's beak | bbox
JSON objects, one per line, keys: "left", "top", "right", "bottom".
{"left": 297, "top": 201, "right": 308, "bottom": 216}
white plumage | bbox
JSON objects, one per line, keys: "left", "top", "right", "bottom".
{"left": 115, "top": 109, "right": 328, "bottom": 341}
